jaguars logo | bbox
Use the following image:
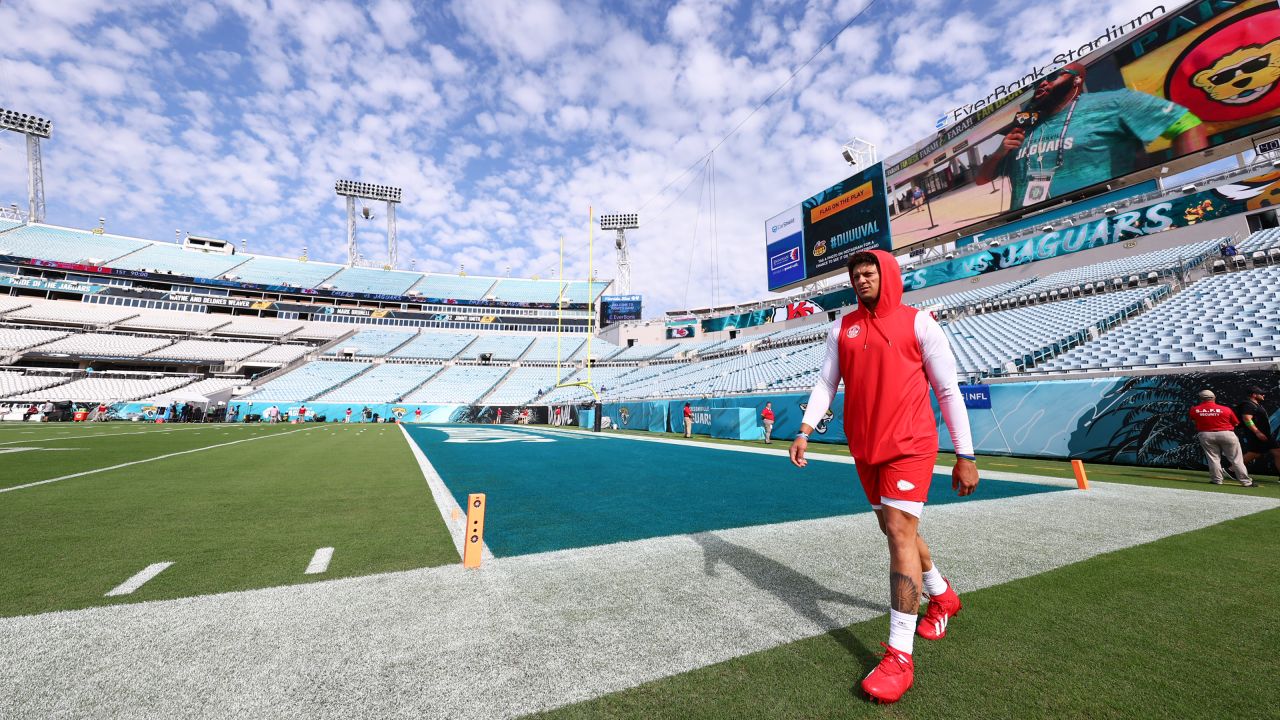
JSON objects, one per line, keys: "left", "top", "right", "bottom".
{"left": 1215, "top": 171, "right": 1280, "bottom": 210}
{"left": 1182, "top": 199, "right": 1215, "bottom": 224}
{"left": 618, "top": 406, "right": 631, "bottom": 426}
{"left": 812, "top": 239, "right": 828, "bottom": 257}
{"left": 798, "top": 402, "right": 835, "bottom": 434}
{"left": 391, "top": 407, "right": 407, "bottom": 419}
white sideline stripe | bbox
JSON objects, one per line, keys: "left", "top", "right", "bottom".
{"left": 0, "top": 426, "right": 216, "bottom": 447}
{"left": 398, "top": 424, "right": 494, "bottom": 561}
{"left": 305, "top": 547, "right": 334, "bottom": 575}
{"left": 0, "top": 427, "right": 316, "bottom": 494}
{"left": 104, "top": 562, "right": 173, "bottom": 597}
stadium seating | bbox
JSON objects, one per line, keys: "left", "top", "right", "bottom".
{"left": 562, "top": 281, "right": 611, "bottom": 303}
{"left": 485, "top": 367, "right": 563, "bottom": 404}
{"left": 408, "top": 274, "right": 497, "bottom": 301}
{"left": 7, "top": 299, "right": 138, "bottom": 326}
{"left": 5, "top": 374, "right": 195, "bottom": 402}
{"left": 612, "top": 342, "right": 678, "bottom": 361}
{"left": 403, "top": 365, "right": 510, "bottom": 403}
{"left": 0, "top": 327, "right": 69, "bottom": 353}
{"left": 487, "top": 278, "right": 564, "bottom": 303}
{"left": 943, "top": 287, "right": 1164, "bottom": 377}
{"left": 29, "top": 332, "right": 174, "bottom": 358}
{"left": 117, "top": 309, "right": 230, "bottom": 333}
{"left": 0, "top": 371, "right": 69, "bottom": 397}
{"left": 390, "top": 332, "right": 477, "bottom": 360}
{"left": 0, "top": 224, "right": 146, "bottom": 264}
{"left": 110, "top": 244, "right": 249, "bottom": 278}
{"left": 145, "top": 340, "right": 271, "bottom": 363}
{"left": 241, "top": 361, "right": 370, "bottom": 402}
{"left": 227, "top": 256, "right": 343, "bottom": 288}
{"left": 522, "top": 335, "right": 585, "bottom": 362}
{"left": 315, "top": 364, "right": 442, "bottom": 403}
{"left": 1017, "top": 238, "right": 1222, "bottom": 296}
{"left": 294, "top": 323, "right": 354, "bottom": 341}
{"left": 145, "top": 377, "right": 242, "bottom": 399}
{"left": 574, "top": 336, "right": 624, "bottom": 361}
{"left": 0, "top": 295, "right": 33, "bottom": 315}
{"left": 244, "top": 345, "right": 311, "bottom": 365}
{"left": 211, "top": 316, "right": 304, "bottom": 338}
{"left": 912, "top": 278, "right": 1036, "bottom": 310}
{"left": 323, "top": 267, "right": 421, "bottom": 295}
{"left": 1032, "top": 267, "right": 1280, "bottom": 372}
{"left": 324, "top": 329, "right": 415, "bottom": 357}
{"left": 536, "top": 366, "right": 640, "bottom": 403}
{"left": 459, "top": 334, "right": 535, "bottom": 361}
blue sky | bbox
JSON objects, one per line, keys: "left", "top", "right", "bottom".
{"left": 0, "top": 0, "right": 1164, "bottom": 314}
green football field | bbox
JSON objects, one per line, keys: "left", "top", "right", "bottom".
{"left": 1, "top": 420, "right": 1277, "bottom": 718}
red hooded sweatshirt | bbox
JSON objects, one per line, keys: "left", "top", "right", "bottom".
{"left": 838, "top": 249, "right": 937, "bottom": 465}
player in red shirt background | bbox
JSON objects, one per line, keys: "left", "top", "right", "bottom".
{"left": 1188, "top": 389, "right": 1254, "bottom": 486}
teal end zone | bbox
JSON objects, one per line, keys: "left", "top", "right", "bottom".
{"left": 405, "top": 425, "right": 1069, "bottom": 557}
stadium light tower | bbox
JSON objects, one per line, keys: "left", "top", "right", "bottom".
{"left": 840, "top": 137, "right": 877, "bottom": 171}
{"left": 335, "top": 179, "right": 402, "bottom": 267}
{"left": 598, "top": 212, "right": 639, "bottom": 294}
{"left": 0, "top": 108, "right": 53, "bottom": 223}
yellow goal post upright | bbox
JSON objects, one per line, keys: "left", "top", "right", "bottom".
{"left": 553, "top": 206, "right": 601, "bottom": 424}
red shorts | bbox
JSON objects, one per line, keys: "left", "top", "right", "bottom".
{"left": 854, "top": 454, "right": 936, "bottom": 506}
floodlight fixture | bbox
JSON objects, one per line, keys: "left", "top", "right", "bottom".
{"left": 598, "top": 211, "right": 639, "bottom": 294}
{"left": 0, "top": 108, "right": 52, "bottom": 138}
{"left": 840, "top": 137, "right": 877, "bottom": 170}
{"left": 0, "top": 107, "right": 53, "bottom": 223}
{"left": 335, "top": 178, "right": 403, "bottom": 267}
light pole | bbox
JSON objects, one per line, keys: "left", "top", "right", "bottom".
{"left": 598, "top": 212, "right": 639, "bottom": 295}
{"left": 335, "top": 179, "right": 402, "bottom": 267}
{"left": 0, "top": 108, "right": 53, "bottom": 223}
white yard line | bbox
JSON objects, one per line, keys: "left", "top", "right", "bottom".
{"left": 0, "top": 427, "right": 316, "bottom": 494}
{"left": 0, "top": 424, "right": 242, "bottom": 447}
{"left": 305, "top": 548, "right": 334, "bottom": 575}
{"left": 104, "top": 562, "right": 173, "bottom": 597}
{"left": 398, "top": 424, "right": 494, "bottom": 561}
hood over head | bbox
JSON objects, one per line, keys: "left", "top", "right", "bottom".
{"left": 860, "top": 249, "right": 904, "bottom": 316}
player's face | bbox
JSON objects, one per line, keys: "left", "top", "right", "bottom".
{"left": 850, "top": 263, "right": 880, "bottom": 304}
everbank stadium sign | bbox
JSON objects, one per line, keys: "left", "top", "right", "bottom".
{"left": 934, "top": 4, "right": 1168, "bottom": 130}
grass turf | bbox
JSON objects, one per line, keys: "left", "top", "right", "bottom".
{"left": 531, "top": 506, "right": 1280, "bottom": 719}
{"left": 0, "top": 423, "right": 457, "bottom": 617}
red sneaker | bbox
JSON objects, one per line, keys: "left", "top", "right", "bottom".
{"left": 861, "top": 642, "right": 914, "bottom": 704}
{"left": 917, "top": 580, "right": 962, "bottom": 641}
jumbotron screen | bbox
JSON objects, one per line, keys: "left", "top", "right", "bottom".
{"left": 600, "top": 294, "right": 642, "bottom": 324}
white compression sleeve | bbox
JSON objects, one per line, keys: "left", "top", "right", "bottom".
{"left": 916, "top": 312, "right": 975, "bottom": 457}
{"left": 800, "top": 322, "right": 841, "bottom": 431}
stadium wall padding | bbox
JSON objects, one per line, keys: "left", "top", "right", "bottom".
{"left": 711, "top": 408, "right": 765, "bottom": 441}
{"left": 652, "top": 369, "right": 1280, "bottom": 470}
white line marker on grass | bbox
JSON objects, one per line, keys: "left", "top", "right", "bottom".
{"left": 305, "top": 547, "right": 334, "bottom": 574}
{"left": 0, "top": 426, "right": 317, "bottom": 494}
{"left": 398, "top": 424, "right": 493, "bottom": 561}
{"left": 105, "top": 562, "right": 173, "bottom": 596}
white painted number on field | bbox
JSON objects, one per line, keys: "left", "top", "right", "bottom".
{"left": 443, "top": 428, "right": 553, "bottom": 443}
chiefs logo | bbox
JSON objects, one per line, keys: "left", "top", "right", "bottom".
{"left": 1168, "top": 5, "right": 1280, "bottom": 123}
{"left": 786, "top": 301, "right": 821, "bottom": 320}
{"left": 846, "top": 325, "right": 861, "bottom": 338}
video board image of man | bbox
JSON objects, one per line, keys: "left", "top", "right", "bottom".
{"left": 975, "top": 62, "right": 1209, "bottom": 210}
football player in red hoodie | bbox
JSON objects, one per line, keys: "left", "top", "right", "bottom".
{"left": 790, "top": 249, "right": 978, "bottom": 704}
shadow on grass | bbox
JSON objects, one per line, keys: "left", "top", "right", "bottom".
{"left": 691, "top": 532, "right": 882, "bottom": 671}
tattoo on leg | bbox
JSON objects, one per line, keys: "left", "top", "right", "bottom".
{"left": 890, "top": 571, "right": 919, "bottom": 613}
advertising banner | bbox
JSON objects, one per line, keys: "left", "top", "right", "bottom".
{"left": 903, "top": 168, "right": 1279, "bottom": 291}
{"left": 766, "top": 164, "right": 892, "bottom": 291}
{"left": 600, "top": 294, "right": 642, "bottom": 324}
{"left": 0, "top": 274, "right": 105, "bottom": 294}
{"left": 884, "top": 0, "right": 1280, "bottom": 249}
{"left": 960, "top": 384, "right": 992, "bottom": 409}
{"left": 665, "top": 319, "right": 697, "bottom": 339}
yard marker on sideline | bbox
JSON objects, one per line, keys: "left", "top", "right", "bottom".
{"left": 1072, "top": 459, "right": 1090, "bottom": 490}
{"left": 397, "top": 424, "right": 492, "bottom": 561}
{"left": 305, "top": 547, "right": 334, "bottom": 574}
{"left": 105, "top": 562, "right": 173, "bottom": 597}
{"left": 463, "top": 493, "right": 486, "bottom": 569}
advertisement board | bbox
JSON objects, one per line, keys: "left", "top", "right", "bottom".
{"left": 884, "top": 0, "right": 1280, "bottom": 249}
{"left": 665, "top": 319, "right": 697, "bottom": 339}
{"left": 765, "top": 162, "right": 892, "bottom": 291}
{"left": 600, "top": 294, "right": 642, "bottom": 324}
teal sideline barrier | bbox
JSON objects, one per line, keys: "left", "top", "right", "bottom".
{"left": 711, "top": 408, "right": 764, "bottom": 441}
{"left": 226, "top": 400, "right": 468, "bottom": 423}
{"left": 603, "top": 401, "right": 667, "bottom": 433}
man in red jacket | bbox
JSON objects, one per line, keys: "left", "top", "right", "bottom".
{"left": 790, "top": 249, "right": 977, "bottom": 704}
{"left": 761, "top": 402, "right": 775, "bottom": 444}
{"left": 1189, "top": 389, "right": 1254, "bottom": 487}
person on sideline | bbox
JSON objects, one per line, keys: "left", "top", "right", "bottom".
{"left": 1189, "top": 389, "right": 1254, "bottom": 487}
{"left": 1238, "top": 386, "right": 1279, "bottom": 483}
{"left": 683, "top": 402, "right": 693, "bottom": 438}
{"left": 790, "top": 250, "right": 977, "bottom": 704}
{"left": 761, "top": 402, "right": 775, "bottom": 444}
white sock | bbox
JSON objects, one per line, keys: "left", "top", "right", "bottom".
{"left": 922, "top": 565, "right": 947, "bottom": 597}
{"left": 888, "top": 609, "right": 916, "bottom": 655}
